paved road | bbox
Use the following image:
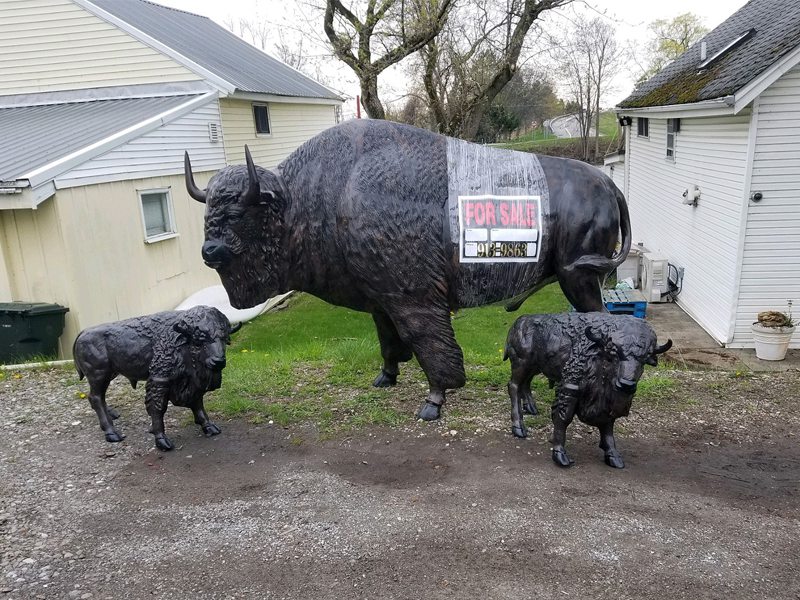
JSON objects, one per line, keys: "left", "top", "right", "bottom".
{"left": 546, "top": 114, "right": 595, "bottom": 139}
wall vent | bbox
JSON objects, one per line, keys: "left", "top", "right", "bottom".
{"left": 208, "top": 122, "right": 221, "bottom": 143}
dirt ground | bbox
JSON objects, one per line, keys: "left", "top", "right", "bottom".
{"left": 1, "top": 367, "right": 799, "bottom": 600}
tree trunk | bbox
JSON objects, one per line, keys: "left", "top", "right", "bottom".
{"left": 360, "top": 74, "right": 386, "bottom": 120}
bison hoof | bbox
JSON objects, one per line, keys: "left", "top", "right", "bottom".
{"left": 202, "top": 423, "right": 222, "bottom": 436}
{"left": 416, "top": 401, "right": 441, "bottom": 421}
{"left": 511, "top": 425, "right": 528, "bottom": 439}
{"left": 522, "top": 401, "right": 538, "bottom": 416}
{"left": 155, "top": 435, "right": 175, "bottom": 451}
{"left": 372, "top": 369, "right": 397, "bottom": 388}
{"left": 105, "top": 430, "right": 125, "bottom": 443}
{"left": 604, "top": 453, "right": 625, "bottom": 469}
{"left": 552, "top": 448, "right": 575, "bottom": 468}
{"left": 107, "top": 407, "right": 121, "bottom": 420}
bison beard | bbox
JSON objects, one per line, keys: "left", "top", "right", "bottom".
{"left": 186, "top": 119, "right": 631, "bottom": 421}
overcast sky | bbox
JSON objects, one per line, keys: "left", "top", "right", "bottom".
{"left": 155, "top": 0, "right": 746, "bottom": 110}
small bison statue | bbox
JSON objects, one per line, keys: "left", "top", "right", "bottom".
{"left": 73, "top": 306, "right": 237, "bottom": 451}
{"left": 504, "top": 312, "right": 671, "bottom": 468}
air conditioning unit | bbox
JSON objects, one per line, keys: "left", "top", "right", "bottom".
{"left": 642, "top": 253, "right": 669, "bottom": 302}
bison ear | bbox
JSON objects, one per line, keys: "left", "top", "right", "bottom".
{"left": 173, "top": 318, "right": 192, "bottom": 337}
{"left": 584, "top": 326, "right": 605, "bottom": 346}
{"left": 229, "top": 321, "right": 242, "bottom": 335}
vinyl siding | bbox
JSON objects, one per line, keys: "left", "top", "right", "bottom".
{"left": 219, "top": 98, "right": 337, "bottom": 167}
{"left": 0, "top": 173, "right": 219, "bottom": 357}
{"left": 732, "top": 65, "right": 800, "bottom": 348}
{"left": 0, "top": 0, "right": 201, "bottom": 96}
{"left": 57, "top": 99, "right": 226, "bottom": 187}
{"left": 626, "top": 113, "right": 751, "bottom": 343}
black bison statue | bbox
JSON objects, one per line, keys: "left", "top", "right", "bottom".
{"left": 73, "top": 306, "right": 237, "bottom": 450}
{"left": 185, "top": 119, "right": 631, "bottom": 421}
{"left": 504, "top": 312, "right": 671, "bottom": 468}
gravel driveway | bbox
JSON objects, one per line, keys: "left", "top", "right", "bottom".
{"left": 1, "top": 366, "right": 799, "bottom": 599}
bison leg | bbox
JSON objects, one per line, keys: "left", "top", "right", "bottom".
{"left": 87, "top": 377, "right": 125, "bottom": 443}
{"left": 190, "top": 396, "right": 221, "bottom": 437}
{"left": 551, "top": 383, "right": 579, "bottom": 467}
{"left": 372, "top": 311, "right": 413, "bottom": 387}
{"left": 384, "top": 300, "right": 465, "bottom": 421}
{"left": 556, "top": 267, "right": 606, "bottom": 313}
{"left": 520, "top": 373, "right": 538, "bottom": 416}
{"left": 508, "top": 363, "right": 533, "bottom": 438}
{"left": 145, "top": 381, "right": 174, "bottom": 451}
{"left": 599, "top": 421, "right": 624, "bottom": 468}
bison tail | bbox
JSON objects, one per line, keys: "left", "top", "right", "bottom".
{"left": 566, "top": 187, "right": 632, "bottom": 274}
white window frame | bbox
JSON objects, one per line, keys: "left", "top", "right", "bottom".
{"left": 666, "top": 118, "right": 679, "bottom": 161}
{"left": 636, "top": 117, "right": 649, "bottom": 138}
{"left": 138, "top": 187, "right": 178, "bottom": 244}
{"left": 252, "top": 103, "right": 272, "bottom": 137}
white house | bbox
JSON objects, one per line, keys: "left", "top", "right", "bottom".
{"left": 0, "top": 0, "right": 343, "bottom": 357}
{"left": 615, "top": 0, "right": 800, "bottom": 349}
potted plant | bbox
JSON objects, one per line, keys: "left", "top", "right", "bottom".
{"left": 752, "top": 301, "right": 796, "bottom": 361}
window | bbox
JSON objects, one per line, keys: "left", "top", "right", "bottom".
{"left": 139, "top": 188, "right": 177, "bottom": 242}
{"left": 636, "top": 117, "right": 649, "bottom": 138}
{"left": 253, "top": 104, "right": 271, "bottom": 135}
{"left": 666, "top": 118, "right": 680, "bottom": 160}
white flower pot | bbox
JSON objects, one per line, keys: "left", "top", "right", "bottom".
{"left": 751, "top": 323, "right": 796, "bottom": 361}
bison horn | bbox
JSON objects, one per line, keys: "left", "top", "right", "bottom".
{"left": 229, "top": 322, "right": 242, "bottom": 335}
{"left": 184, "top": 152, "right": 207, "bottom": 204}
{"left": 244, "top": 145, "right": 261, "bottom": 205}
{"left": 584, "top": 326, "right": 605, "bottom": 346}
{"left": 653, "top": 339, "right": 673, "bottom": 355}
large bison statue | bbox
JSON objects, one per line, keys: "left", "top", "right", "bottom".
{"left": 184, "top": 119, "right": 631, "bottom": 421}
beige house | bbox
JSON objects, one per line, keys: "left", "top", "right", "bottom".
{"left": 0, "top": 0, "right": 343, "bottom": 358}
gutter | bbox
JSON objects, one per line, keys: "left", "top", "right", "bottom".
{"left": 614, "top": 96, "right": 735, "bottom": 118}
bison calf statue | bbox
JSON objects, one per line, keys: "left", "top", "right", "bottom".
{"left": 504, "top": 312, "right": 671, "bottom": 468}
{"left": 73, "top": 306, "right": 237, "bottom": 450}
{"left": 185, "top": 119, "right": 631, "bottom": 421}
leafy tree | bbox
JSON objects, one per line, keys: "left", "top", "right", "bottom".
{"left": 639, "top": 13, "right": 708, "bottom": 82}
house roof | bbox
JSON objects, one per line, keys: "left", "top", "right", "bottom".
{"left": 618, "top": 0, "right": 800, "bottom": 109}
{"left": 83, "top": 0, "right": 341, "bottom": 101}
{"left": 0, "top": 94, "right": 206, "bottom": 184}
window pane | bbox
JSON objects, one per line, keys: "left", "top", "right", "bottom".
{"left": 253, "top": 105, "right": 270, "bottom": 134}
{"left": 637, "top": 117, "right": 648, "bottom": 137}
{"left": 141, "top": 192, "right": 169, "bottom": 237}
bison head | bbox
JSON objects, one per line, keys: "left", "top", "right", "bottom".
{"left": 185, "top": 147, "right": 288, "bottom": 309}
{"left": 585, "top": 324, "right": 672, "bottom": 395}
{"left": 173, "top": 306, "right": 236, "bottom": 371}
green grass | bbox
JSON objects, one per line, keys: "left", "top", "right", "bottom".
{"left": 208, "top": 284, "right": 569, "bottom": 433}
{"left": 497, "top": 111, "right": 621, "bottom": 158}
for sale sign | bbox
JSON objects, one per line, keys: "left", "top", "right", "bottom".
{"left": 458, "top": 195, "right": 542, "bottom": 263}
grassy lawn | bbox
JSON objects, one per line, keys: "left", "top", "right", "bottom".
{"left": 205, "top": 284, "right": 676, "bottom": 436}
{"left": 497, "top": 111, "right": 621, "bottom": 157}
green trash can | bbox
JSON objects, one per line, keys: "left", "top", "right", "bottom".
{"left": 0, "top": 302, "right": 69, "bottom": 364}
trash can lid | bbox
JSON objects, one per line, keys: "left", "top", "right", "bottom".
{"left": 0, "top": 302, "right": 69, "bottom": 316}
